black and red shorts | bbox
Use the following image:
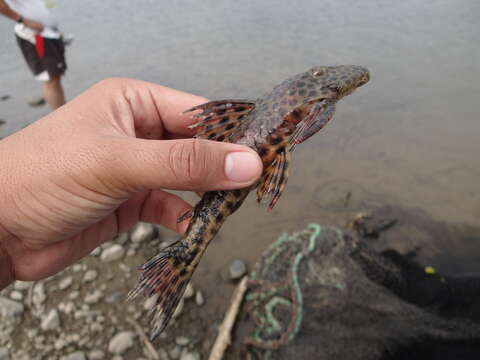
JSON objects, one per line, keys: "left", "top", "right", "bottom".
{"left": 16, "top": 34, "right": 67, "bottom": 80}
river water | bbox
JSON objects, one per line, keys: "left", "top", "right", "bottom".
{"left": 1, "top": 0, "right": 479, "bottom": 277}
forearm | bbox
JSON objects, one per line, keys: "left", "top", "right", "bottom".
{"left": 0, "top": 0, "right": 21, "bottom": 22}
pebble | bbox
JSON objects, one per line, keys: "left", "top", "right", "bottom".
{"left": 172, "top": 298, "right": 184, "bottom": 319}
{"left": 0, "top": 348, "right": 9, "bottom": 360}
{"left": 84, "top": 290, "right": 103, "bottom": 305}
{"left": 126, "top": 248, "right": 136, "bottom": 257}
{"left": 116, "top": 233, "right": 130, "bottom": 245}
{"left": 143, "top": 294, "right": 159, "bottom": 311}
{"left": 183, "top": 283, "right": 195, "bottom": 299}
{"left": 105, "top": 291, "right": 124, "bottom": 304}
{"left": 61, "top": 351, "right": 86, "bottom": 360}
{"left": 68, "top": 291, "right": 80, "bottom": 300}
{"left": 72, "top": 264, "right": 83, "bottom": 272}
{"left": 101, "top": 244, "right": 125, "bottom": 262}
{"left": 108, "top": 331, "right": 135, "bottom": 354}
{"left": 41, "top": 309, "right": 61, "bottom": 331}
{"left": 32, "top": 282, "right": 47, "bottom": 305}
{"left": 58, "top": 301, "right": 75, "bottom": 315}
{"left": 175, "top": 336, "right": 190, "bottom": 346}
{"left": 90, "top": 247, "right": 101, "bottom": 256}
{"left": 130, "top": 223, "right": 155, "bottom": 243}
{"left": 88, "top": 349, "right": 105, "bottom": 360}
{"left": 59, "top": 276, "right": 73, "bottom": 290}
{"left": 0, "top": 296, "right": 24, "bottom": 317}
{"left": 180, "top": 351, "right": 200, "bottom": 360}
{"left": 229, "top": 259, "right": 247, "bottom": 280}
{"left": 10, "top": 290, "right": 23, "bottom": 301}
{"left": 83, "top": 269, "right": 98, "bottom": 283}
{"left": 169, "top": 346, "right": 181, "bottom": 359}
{"left": 195, "top": 291, "right": 205, "bottom": 306}
{"left": 13, "top": 281, "right": 31, "bottom": 291}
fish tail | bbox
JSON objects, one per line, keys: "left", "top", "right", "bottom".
{"left": 128, "top": 242, "right": 192, "bottom": 339}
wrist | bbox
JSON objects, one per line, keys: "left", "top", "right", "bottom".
{"left": 0, "top": 225, "right": 15, "bottom": 289}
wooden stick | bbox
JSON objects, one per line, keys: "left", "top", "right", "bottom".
{"left": 208, "top": 276, "right": 249, "bottom": 360}
{"left": 127, "top": 317, "right": 159, "bottom": 360}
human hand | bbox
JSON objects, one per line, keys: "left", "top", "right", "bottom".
{"left": 23, "top": 18, "right": 44, "bottom": 32}
{"left": 0, "top": 78, "right": 262, "bottom": 284}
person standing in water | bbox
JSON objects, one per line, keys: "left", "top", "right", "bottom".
{"left": 0, "top": 0, "right": 67, "bottom": 110}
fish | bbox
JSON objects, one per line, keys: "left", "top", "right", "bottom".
{"left": 129, "top": 65, "right": 370, "bottom": 339}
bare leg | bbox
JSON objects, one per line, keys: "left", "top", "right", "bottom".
{"left": 43, "top": 75, "right": 66, "bottom": 110}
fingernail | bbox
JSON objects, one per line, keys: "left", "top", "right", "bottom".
{"left": 225, "top": 152, "right": 261, "bottom": 183}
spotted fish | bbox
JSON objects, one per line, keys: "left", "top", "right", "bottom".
{"left": 129, "top": 65, "right": 370, "bottom": 339}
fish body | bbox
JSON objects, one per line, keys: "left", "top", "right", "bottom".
{"left": 130, "top": 65, "right": 370, "bottom": 338}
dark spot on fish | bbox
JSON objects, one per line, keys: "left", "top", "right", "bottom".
{"left": 258, "top": 147, "right": 268, "bottom": 157}
{"left": 179, "top": 268, "right": 187, "bottom": 277}
{"left": 220, "top": 117, "right": 229, "bottom": 124}
{"left": 226, "top": 201, "right": 237, "bottom": 211}
{"left": 299, "top": 89, "right": 307, "bottom": 96}
{"left": 217, "top": 135, "right": 226, "bottom": 142}
{"left": 203, "top": 116, "right": 212, "bottom": 122}
{"left": 216, "top": 109, "right": 226, "bottom": 115}
{"left": 308, "top": 90, "right": 317, "bottom": 97}
{"left": 216, "top": 213, "right": 224, "bottom": 222}
{"left": 236, "top": 106, "right": 246, "bottom": 112}
{"left": 297, "top": 81, "right": 306, "bottom": 88}
{"left": 270, "top": 136, "right": 282, "bottom": 145}
{"left": 276, "top": 146, "right": 285, "bottom": 154}
{"left": 206, "top": 125, "right": 213, "bottom": 131}
{"left": 225, "top": 124, "right": 235, "bottom": 130}
{"left": 207, "top": 133, "right": 216, "bottom": 139}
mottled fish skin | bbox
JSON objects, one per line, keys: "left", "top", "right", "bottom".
{"left": 130, "top": 65, "right": 370, "bottom": 339}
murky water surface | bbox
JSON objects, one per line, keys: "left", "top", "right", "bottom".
{"left": 1, "top": 0, "right": 479, "bottom": 280}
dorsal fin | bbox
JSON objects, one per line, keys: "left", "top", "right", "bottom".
{"left": 183, "top": 100, "right": 255, "bottom": 142}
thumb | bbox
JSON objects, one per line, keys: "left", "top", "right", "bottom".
{"left": 108, "top": 138, "right": 263, "bottom": 192}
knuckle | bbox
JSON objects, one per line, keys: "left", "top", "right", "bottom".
{"left": 167, "top": 139, "right": 210, "bottom": 187}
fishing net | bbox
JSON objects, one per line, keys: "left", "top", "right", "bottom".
{"left": 236, "top": 224, "right": 480, "bottom": 360}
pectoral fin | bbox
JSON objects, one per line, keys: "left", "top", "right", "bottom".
{"left": 256, "top": 149, "right": 291, "bottom": 211}
{"left": 289, "top": 101, "right": 335, "bottom": 147}
{"left": 183, "top": 100, "right": 255, "bottom": 142}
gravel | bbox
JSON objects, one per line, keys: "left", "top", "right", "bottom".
{"left": 108, "top": 331, "right": 135, "bottom": 355}
{"left": 130, "top": 223, "right": 155, "bottom": 243}
{"left": 195, "top": 291, "right": 205, "bottom": 306}
{"left": 83, "top": 270, "right": 98, "bottom": 283}
{"left": 0, "top": 297, "right": 24, "bottom": 317}
{"left": 59, "top": 276, "right": 73, "bottom": 290}
{"left": 229, "top": 259, "right": 247, "bottom": 280}
{"left": 101, "top": 244, "right": 125, "bottom": 262}
{"left": 40, "top": 309, "right": 61, "bottom": 331}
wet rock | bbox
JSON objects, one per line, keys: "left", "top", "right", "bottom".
{"left": 183, "top": 283, "right": 195, "bottom": 299}
{"left": 0, "top": 347, "right": 9, "bottom": 360}
{"left": 84, "top": 290, "right": 103, "bottom": 305}
{"left": 0, "top": 95, "right": 11, "bottom": 101}
{"left": 59, "top": 276, "right": 73, "bottom": 290}
{"left": 27, "top": 96, "right": 45, "bottom": 107}
{"left": 195, "top": 291, "right": 205, "bottom": 306}
{"left": 101, "top": 244, "right": 125, "bottom": 262}
{"left": 41, "top": 309, "right": 61, "bottom": 331}
{"left": 32, "top": 282, "right": 47, "bottom": 305}
{"left": 83, "top": 269, "right": 98, "bottom": 283}
{"left": 69, "top": 291, "right": 80, "bottom": 300}
{"left": 131, "top": 223, "right": 155, "bottom": 243}
{"left": 180, "top": 351, "right": 200, "bottom": 360}
{"left": 58, "top": 301, "right": 75, "bottom": 315}
{"left": 61, "top": 351, "right": 86, "bottom": 360}
{"left": 88, "top": 349, "right": 105, "bottom": 360}
{"left": 13, "top": 281, "right": 31, "bottom": 291}
{"left": 229, "top": 259, "right": 247, "bottom": 280}
{"left": 0, "top": 296, "right": 24, "bottom": 317}
{"left": 10, "top": 290, "right": 23, "bottom": 301}
{"left": 176, "top": 336, "right": 190, "bottom": 346}
{"left": 72, "top": 264, "right": 83, "bottom": 272}
{"left": 108, "top": 331, "right": 135, "bottom": 354}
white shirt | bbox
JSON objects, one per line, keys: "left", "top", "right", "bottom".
{"left": 6, "top": 0, "right": 61, "bottom": 40}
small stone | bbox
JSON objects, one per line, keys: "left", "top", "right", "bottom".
{"left": 61, "top": 351, "right": 86, "bottom": 360}
{"left": 101, "top": 244, "right": 125, "bottom": 262}
{"left": 32, "top": 282, "right": 47, "bottom": 305}
{"left": 84, "top": 290, "right": 103, "bottom": 305}
{"left": 180, "top": 351, "right": 200, "bottom": 360}
{"left": 143, "top": 294, "right": 159, "bottom": 311}
{"left": 10, "top": 290, "right": 23, "bottom": 301}
{"left": 183, "top": 283, "right": 194, "bottom": 299}
{"left": 69, "top": 291, "right": 80, "bottom": 300}
{"left": 72, "top": 264, "right": 83, "bottom": 272}
{"left": 41, "top": 309, "right": 61, "bottom": 330}
{"left": 13, "top": 281, "right": 31, "bottom": 291}
{"left": 108, "top": 331, "right": 135, "bottom": 354}
{"left": 195, "top": 291, "right": 204, "bottom": 306}
{"left": 105, "top": 291, "right": 124, "bottom": 304}
{"left": 115, "top": 232, "right": 130, "bottom": 245}
{"left": 169, "top": 346, "right": 181, "bottom": 359}
{"left": 0, "top": 347, "right": 9, "bottom": 360}
{"left": 59, "top": 276, "right": 73, "bottom": 290}
{"left": 229, "top": 259, "right": 247, "bottom": 280}
{"left": 175, "top": 336, "right": 190, "bottom": 346}
{"left": 88, "top": 349, "right": 105, "bottom": 360}
{"left": 126, "top": 248, "right": 136, "bottom": 257}
{"left": 58, "top": 301, "right": 75, "bottom": 315}
{"left": 130, "top": 223, "right": 155, "bottom": 243}
{"left": 83, "top": 269, "right": 98, "bottom": 283}
{"left": 90, "top": 247, "right": 101, "bottom": 256}
{"left": 0, "top": 296, "right": 24, "bottom": 317}
{"left": 172, "top": 298, "right": 184, "bottom": 319}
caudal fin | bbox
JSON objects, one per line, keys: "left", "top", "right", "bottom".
{"left": 129, "top": 243, "right": 192, "bottom": 339}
